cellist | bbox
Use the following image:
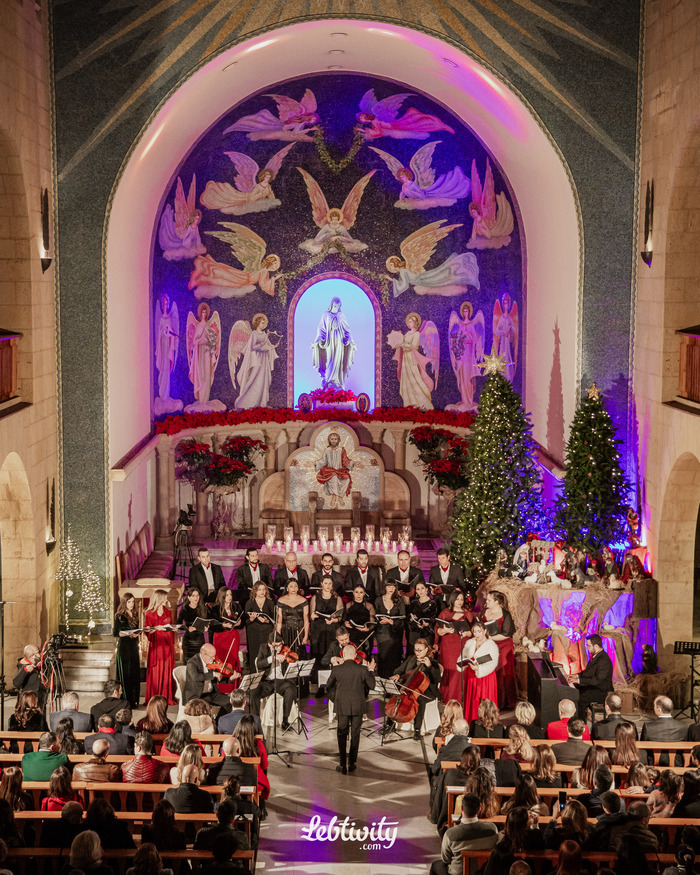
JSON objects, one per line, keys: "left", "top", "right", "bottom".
{"left": 385, "top": 638, "right": 441, "bottom": 740}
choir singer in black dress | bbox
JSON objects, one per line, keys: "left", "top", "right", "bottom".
{"left": 326, "top": 646, "right": 376, "bottom": 774}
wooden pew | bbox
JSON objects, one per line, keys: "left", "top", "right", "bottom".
{"left": 460, "top": 849, "right": 677, "bottom": 875}
{"left": 440, "top": 759, "right": 690, "bottom": 777}
{"left": 0, "top": 731, "right": 262, "bottom": 755}
{"left": 7, "top": 847, "right": 255, "bottom": 874}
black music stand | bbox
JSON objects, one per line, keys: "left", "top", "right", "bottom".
{"left": 674, "top": 640, "right": 700, "bottom": 721}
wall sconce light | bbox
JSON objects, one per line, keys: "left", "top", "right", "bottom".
{"left": 40, "top": 188, "right": 52, "bottom": 273}
{"left": 641, "top": 179, "right": 653, "bottom": 266}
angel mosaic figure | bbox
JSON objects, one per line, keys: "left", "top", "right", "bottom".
{"left": 466, "top": 159, "right": 514, "bottom": 250}
{"left": 297, "top": 168, "right": 375, "bottom": 255}
{"left": 446, "top": 302, "right": 485, "bottom": 413}
{"left": 229, "top": 313, "right": 281, "bottom": 411}
{"left": 369, "top": 141, "right": 470, "bottom": 209}
{"left": 311, "top": 297, "right": 355, "bottom": 390}
{"left": 386, "top": 220, "right": 480, "bottom": 298}
{"left": 200, "top": 144, "right": 296, "bottom": 215}
{"left": 153, "top": 295, "right": 183, "bottom": 416}
{"left": 387, "top": 313, "right": 439, "bottom": 410}
{"left": 185, "top": 303, "right": 225, "bottom": 412}
{"left": 189, "top": 224, "right": 280, "bottom": 299}
{"left": 224, "top": 89, "right": 319, "bottom": 141}
{"left": 158, "top": 175, "right": 206, "bottom": 261}
{"left": 355, "top": 89, "right": 455, "bottom": 140}
{"left": 492, "top": 292, "right": 519, "bottom": 383}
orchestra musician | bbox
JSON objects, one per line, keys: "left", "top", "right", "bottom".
{"left": 14, "top": 644, "right": 47, "bottom": 711}
{"left": 427, "top": 547, "right": 466, "bottom": 610}
{"left": 236, "top": 548, "right": 273, "bottom": 605}
{"left": 374, "top": 581, "right": 406, "bottom": 678}
{"left": 321, "top": 626, "right": 352, "bottom": 670}
{"left": 459, "top": 621, "right": 499, "bottom": 723}
{"left": 436, "top": 590, "right": 473, "bottom": 704}
{"left": 113, "top": 592, "right": 141, "bottom": 708}
{"left": 384, "top": 549, "right": 425, "bottom": 602}
{"left": 408, "top": 581, "right": 438, "bottom": 649}
{"left": 273, "top": 551, "right": 310, "bottom": 597}
{"left": 244, "top": 583, "right": 275, "bottom": 670}
{"left": 326, "top": 644, "right": 376, "bottom": 774}
{"left": 345, "top": 585, "right": 376, "bottom": 650}
{"left": 480, "top": 590, "right": 517, "bottom": 710}
{"left": 249, "top": 634, "right": 297, "bottom": 731}
{"left": 387, "top": 638, "right": 441, "bottom": 739}
{"left": 344, "top": 549, "right": 381, "bottom": 601}
{"left": 310, "top": 553, "right": 344, "bottom": 597}
{"left": 188, "top": 547, "right": 226, "bottom": 607}
{"left": 184, "top": 643, "right": 235, "bottom": 714}
{"left": 310, "top": 575, "right": 344, "bottom": 669}
{"left": 177, "top": 587, "right": 207, "bottom": 663}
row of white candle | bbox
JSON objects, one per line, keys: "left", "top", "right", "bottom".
{"left": 264, "top": 535, "right": 415, "bottom": 554}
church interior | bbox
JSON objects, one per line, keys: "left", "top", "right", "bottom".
{"left": 2, "top": 0, "right": 700, "bottom": 871}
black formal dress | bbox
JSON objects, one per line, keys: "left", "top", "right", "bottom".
{"left": 278, "top": 600, "right": 308, "bottom": 657}
{"left": 177, "top": 603, "right": 206, "bottom": 662}
{"left": 345, "top": 599, "right": 376, "bottom": 651}
{"left": 244, "top": 597, "right": 276, "bottom": 666}
{"left": 310, "top": 593, "right": 344, "bottom": 660}
{"left": 408, "top": 597, "right": 439, "bottom": 648}
{"left": 374, "top": 596, "right": 406, "bottom": 677}
{"left": 327, "top": 659, "right": 376, "bottom": 771}
{"left": 113, "top": 613, "right": 141, "bottom": 707}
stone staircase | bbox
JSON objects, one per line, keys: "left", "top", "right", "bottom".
{"left": 60, "top": 635, "right": 116, "bottom": 694}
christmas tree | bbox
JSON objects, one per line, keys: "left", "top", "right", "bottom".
{"left": 448, "top": 357, "right": 543, "bottom": 592}
{"left": 554, "top": 382, "right": 631, "bottom": 553}
{"left": 53, "top": 525, "right": 84, "bottom": 632}
{"left": 76, "top": 560, "right": 104, "bottom": 632}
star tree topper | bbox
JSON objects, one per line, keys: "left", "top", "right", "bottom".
{"left": 479, "top": 352, "right": 508, "bottom": 375}
{"left": 586, "top": 382, "right": 601, "bottom": 399}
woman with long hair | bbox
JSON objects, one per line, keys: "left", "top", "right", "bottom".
{"left": 501, "top": 724, "right": 534, "bottom": 764}
{"left": 310, "top": 575, "right": 345, "bottom": 665}
{"left": 433, "top": 699, "right": 463, "bottom": 751}
{"left": 210, "top": 585, "right": 242, "bottom": 690}
{"left": 468, "top": 698, "right": 505, "bottom": 758}
{"left": 502, "top": 773, "right": 548, "bottom": 817}
{"left": 408, "top": 581, "right": 438, "bottom": 649}
{"left": 125, "top": 842, "right": 174, "bottom": 875}
{"left": 374, "top": 581, "right": 406, "bottom": 678}
{"left": 624, "top": 762, "right": 651, "bottom": 794}
{"left": 555, "top": 839, "right": 585, "bottom": 875}
{"left": 531, "top": 744, "right": 562, "bottom": 789}
{"left": 41, "top": 766, "right": 84, "bottom": 811}
{"left": 244, "top": 582, "right": 275, "bottom": 668}
{"left": 144, "top": 589, "right": 176, "bottom": 704}
{"left": 177, "top": 587, "right": 207, "bottom": 663}
{"left": 0, "top": 767, "right": 32, "bottom": 812}
{"left": 162, "top": 721, "right": 198, "bottom": 758}
{"left": 436, "top": 590, "right": 472, "bottom": 704}
{"left": 56, "top": 717, "right": 85, "bottom": 754}
{"left": 461, "top": 621, "right": 499, "bottom": 723}
{"left": 611, "top": 721, "right": 640, "bottom": 767}
{"left": 543, "top": 799, "right": 593, "bottom": 850}
{"left": 113, "top": 591, "right": 141, "bottom": 707}
{"left": 9, "top": 690, "right": 47, "bottom": 753}
{"left": 514, "top": 700, "right": 545, "bottom": 739}
{"left": 480, "top": 590, "right": 517, "bottom": 709}
{"left": 234, "top": 715, "right": 270, "bottom": 801}
{"left": 671, "top": 770, "right": 700, "bottom": 818}
{"left": 136, "top": 695, "right": 173, "bottom": 735}
{"left": 67, "top": 830, "right": 112, "bottom": 874}
{"left": 647, "top": 769, "right": 683, "bottom": 817}
{"left": 571, "top": 744, "right": 611, "bottom": 790}
{"left": 170, "top": 743, "right": 205, "bottom": 785}
{"left": 344, "top": 585, "right": 376, "bottom": 652}
{"left": 499, "top": 805, "right": 545, "bottom": 852}
{"left": 141, "top": 800, "right": 186, "bottom": 851}
{"left": 459, "top": 768, "right": 501, "bottom": 819}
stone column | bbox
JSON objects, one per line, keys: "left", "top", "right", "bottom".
{"left": 155, "top": 435, "right": 172, "bottom": 540}
{"left": 194, "top": 488, "right": 209, "bottom": 539}
{"left": 391, "top": 428, "right": 407, "bottom": 472}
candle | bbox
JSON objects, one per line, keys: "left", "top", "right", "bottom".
{"left": 345, "top": 541, "right": 350, "bottom": 552}
{"left": 392, "top": 540, "right": 397, "bottom": 552}
{"left": 276, "top": 540, "right": 282, "bottom": 551}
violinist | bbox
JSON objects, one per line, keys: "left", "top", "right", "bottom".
{"left": 326, "top": 645, "right": 376, "bottom": 774}
{"left": 386, "top": 638, "right": 441, "bottom": 739}
{"left": 384, "top": 550, "right": 425, "bottom": 604}
{"left": 249, "top": 634, "right": 297, "bottom": 731}
{"left": 408, "top": 582, "right": 438, "bottom": 649}
{"left": 427, "top": 547, "right": 466, "bottom": 611}
{"left": 276, "top": 579, "right": 310, "bottom": 657}
{"left": 184, "top": 643, "right": 234, "bottom": 715}
{"left": 321, "top": 626, "right": 353, "bottom": 670}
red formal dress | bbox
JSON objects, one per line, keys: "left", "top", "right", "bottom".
{"left": 211, "top": 608, "right": 242, "bottom": 695}
{"left": 436, "top": 609, "right": 473, "bottom": 704}
{"left": 482, "top": 611, "right": 517, "bottom": 710}
{"left": 462, "top": 637, "right": 499, "bottom": 723}
{"left": 145, "top": 607, "right": 176, "bottom": 705}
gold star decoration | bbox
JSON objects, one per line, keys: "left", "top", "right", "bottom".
{"left": 586, "top": 382, "right": 601, "bottom": 399}
{"left": 479, "top": 352, "right": 508, "bottom": 375}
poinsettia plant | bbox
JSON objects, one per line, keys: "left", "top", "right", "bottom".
{"left": 409, "top": 426, "right": 471, "bottom": 492}
{"left": 309, "top": 387, "right": 357, "bottom": 404}
{"left": 176, "top": 435, "right": 266, "bottom": 490}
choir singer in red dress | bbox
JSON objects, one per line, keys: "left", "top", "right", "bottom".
{"left": 145, "top": 589, "right": 176, "bottom": 705}
{"left": 459, "top": 621, "right": 499, "bottom": 723}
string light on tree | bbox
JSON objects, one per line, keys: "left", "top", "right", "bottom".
{"left": 76, "top": 560, "right": 103, "bottom": 633}
{"left": 53, "top": 524, "right": 84, "bottom": 632}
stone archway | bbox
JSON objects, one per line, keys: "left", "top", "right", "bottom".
{"left": 656, "top": 452, "right": 700, "bottom": 666}
{"left": 0, "top": 452, "right": 40, "bottom": 665}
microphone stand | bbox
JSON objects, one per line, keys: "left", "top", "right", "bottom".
{"left": 267, "top": 605, "right": 292, "bottom": 768}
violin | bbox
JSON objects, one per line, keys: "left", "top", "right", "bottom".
{"left": 205, "top": 658, "right": 238, "bottom": 678}
{"left": 279, "top": 645, "right": 299, "bottom": 663}
{"left": 385, "top": 645, "right": 438, "bottom": 723}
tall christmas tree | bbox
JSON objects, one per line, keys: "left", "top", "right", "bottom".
{"left": 554, "top": 382, "right": 631, "bottom": 553}
{"left": 449, "top": 356, "right": 543, "bottom": 591}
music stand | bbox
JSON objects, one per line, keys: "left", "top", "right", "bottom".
{"left": 284, "top": 658, "right": 314, "bottom": 738}
{"left": 368, "top": 677, "right": 403, "bottom": 744}
{"left": 239, "top": 670, "right": 265, "bottom": 695}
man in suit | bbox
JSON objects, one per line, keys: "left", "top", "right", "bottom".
{"left": 310, "top": 553, "right": 344, "bottom": 596}
{"left": 49, "top": 691, "right": 92, "bottom": 732}
{"left": 344, "top": 549, "right": 381, "bottom": 601}
{"left": 568, "top": 634, "right": 614, "bottom": 720}
{"left": 552, "top": 717, "right": 592, "bottom": 765}
{"left": 90, "top": 680, "right": 130, "bottom": 726}
{"left": 217, "top": 689, "right": 263, "bottom": 736}
{"left": 430, "top": 793, "right": 498, "bottom": 875}
{"left": 164, "top": 764, "right": 214, "bottom": 813}
{"left": 189, "top": 547, "right": 226, "bottom": 606}
{"left": 321, "top": 626, "right": 352, "bottom": 669}
{"left": 205, "top": 736, "right": 257, "bottom": 787}
{"left": 185, "top": 643, "right": 233, "bottom": 715}
{"left": 385, "top": 549, "right": 425, "bottom": 602}
{"left": 641, "top": 694, "right": 687, "bottom": 766}
{"left": 430, "top": 720, "right": 472, "bottom": 776}
{"left": 193, "top": 797, "right": 250, "bottom": 853}
{"left": 592, "top": 692, "right": 637, "bottom": 740}
{"left": 273, "top": 551, "right": 310, "bottom": 596}
{"left": 84, "top": 714, "right": 132, "bottom": 755}
{"left": 428, "top": 547, "right": 465, "bottom": 610}
{"left": 236, "top": 547, "right": 273, "bottom": 604}
{"left": 547, "top": 699, "right": 591, "bottom": 741}
{"left": 326, "top": 645, "right": 376, "bottom": 773}
{"left": 249, "top": 634, "right": 297, "bottom": 730}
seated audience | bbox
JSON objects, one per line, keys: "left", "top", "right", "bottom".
{"left": 39, "top": 799, "right": 85, "bottom": 849}
{"left": 592, "top": 692, "right": 637, "bottom": 740}
{"left": 432, "top": 699, "right": 463, "bottom": 753}
{"left": 122, "top": 731, "right": 170, "bottom": 784}
{"left": 547, "top": 699, "right": 590, "bottom": 741}
{"left": 84, "top": 715, "right": 130, "bottom": 755}
{"left": 614, "top": 832, "right": 652, "bottom": 875}
{"left": 21, "top": 731, "right": 68, "bottom": 781}
{"left": 611, "top": 721, "right": 641, "bottom": 768}
{"left": 457, "top": 769, "right": 501, "bottom": 820}
{"left": 578, "top": 765, "right": 617, "bottom": 816}
{"left": 170, "top": 742, "right": 206, "bottom": 786}
{"left": 497, "top": 806, "right": 545, "bottom": 852}
{"left": 56, "top": 717, "right": 85, "bottom": 754}
{"left": 115, "top": 707, "right": 138, "bottom": 748}
{"left": 136, "top": 695, "right": 173, "bottom": 735}
{"left": 640, "top": 695, "right": 686, "bottom": 767}
{"left": 501, "top": 774, "right": 547, "bottom": 817}
{"left": 164, "top": 764, "right": 214, "bottom": 813}
{"left": 41, "top": 765, "right": 85, "bottom": 811}
{"left": 50, "top": 691, "right": 92, "bottom": 732}
{"left": 141, "top": 799, "right": 186, "bottom": 852}
{"left": 554, "top": 840, "right": 584, "bottom": 875}
{"left": 431, "top": 718, "right": 472, "bottom": 776}
{"left": 217, "top": 689, "right": 263, "bottom": 736}
{"left": 609, "top": 801, "right": 658, "bottom": 853}
{"left": 125, "top": 842, "right": 174, "bottom": 875}
{"left": 9, "top": 690, "right": 48, "bottom": 752}
{"left": 501, "top": 725, "right": 534, "bottom": 764}
{"left": 646, "top": 769, "right": 683, "bottom": 817}
{"left": 690, "top": 744, "right": 700, "bottom": 772}
{"left": 429, "top": 792, "right": 498, "bottom": 875}
{"left": 0, "top": 766, "right": 32, "bottom": 811}
{"left": 162, "top": 720, "right": 200, "bottom": 758}
{"left": 587, "top": 791, "right": 628, "bottom": 851}
{"left": 572, "top": 745, "right": 613, "bottom": 793}
{"left": 468, "top": 698, "right": 506, "bottom": 749}
{"left": 509, "top": 864, "right": 531, "bottom": 875}
{"left": 193, "top": 797, "right": 249, "bottom": 853}
{"left": 0, "top": 800, "right": 23, "bottom": 848}
{"left": 233, "top": 714, "right": 269, "bottom": 796}
{"left": 84, "top": 798, "right": 135, "bottom": 849}
{"left": 72, "top": 737, "right": 121, "bottom": 782}
{"left": 552, "top": 718, "right": 591, "bottom": 766}
{"left": 183, "top": 698, "right": 216, "bottom": 755}
{"left": 482, "top": 838, "right": 515, "bottom": 875}
{"left": 624, "top": 762, "right": 651, "bottom": 794}
{"left": 673, "top": 770, "right": 700, "bottom": 818}
{"left": 90, "top": 679, "right": 129, "bottom": 726}
{"left": 513, "top": 701, "right": 544, "bottom": 739}
{"left": 543, "top": 799, "right": 593, "bottom": 851}
{"left": 221, "top": 776, "right": 261, "bottom": 845}
{"left": 206, "top": 737, "right": 257, "bottom": 787}
{"left": 65, "top": 830, "right": 112, "bottom": 875}
{"left": 434, "top": 746, "right": 481, "bottom": 828}
{"left": 202, "top": 832, "right": 246, "bottom": 875}
{"left": 530, "top": 744, "right": 562, "bottom": 789}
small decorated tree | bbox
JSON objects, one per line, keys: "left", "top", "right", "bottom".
{"left": 449, "top": 356, "right": 543, "bottom": 595}
{"left": 554, "top": 383, "right": 631, "bottom": 553}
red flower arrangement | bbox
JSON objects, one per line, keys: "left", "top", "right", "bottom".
{"left": 309, "top": 387, "right": 357, "bottom": 404}
{"left": 409, "top": 425, "right": 471, "bottom": 493}
{"left": 176, "top": 434, "right": 266, "bottom": 490}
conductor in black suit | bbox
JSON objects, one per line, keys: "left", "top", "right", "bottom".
{"left": 568, "top": 634, "right": 613, "bottom": 719}
{"left": 189, "top": 547, "right": 226, "bottom": 606}
{"left": 185, "top": 644, "right": 233, "bottom": 715}
{"left": 326, "top": 646, "right": 376, "bottom": 774}
{"left": 236, "top": 547, "right": 273, "bottom": 604}
{"left": 274, "top": 551, "right": 310, "bottom": 596}
{"left": 344, "top": 549, "right": 381, "bottom": 601}
{"left": 384, "top": 550, "right": 425, "bottom": 601}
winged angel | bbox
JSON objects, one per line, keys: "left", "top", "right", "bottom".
{"left": 387, "top": 313, "right": 439, "bottom": 410}
{"left": 153, "top": 295, "right": 183, "bottom": 416}
{"left": 492, "top": 292, "right": 519, "bottom": 383}
{"left": 224, "top": 90, "right": 319, "bottom": 141}
{"left": 297, "top": 168, "right": 375, "bottom": 255}
{"left": 228, "top": 314, "right": 281, "bottom": 411}
{"left": 355, "top": 89, "right": 455, "bottom": 140}
{"left": 185, "top": 303, "right": 225, "bottom": 413}
{"left": 369, "top": 141, "right": 470, "bottom": 209}
{"left": 189, "top": 224, "right": 280, "bottom": 299}
{"left": 386, "top": 220, "right": 480, "bottom": 298}
{"left": 446, "top": 302, "right": 485, "bottom": 413}
{"left": 158, "top": 175, "right": 206, "bottom": 261}
{"left": 200, "top": 144, "right": 296, "bottom": 216}
{"left": 467, "top": 159, "right": 514, "bottom": 250}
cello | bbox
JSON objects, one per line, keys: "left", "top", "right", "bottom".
{"left": 384, "top": 644, "right": 438, "bottom": 723}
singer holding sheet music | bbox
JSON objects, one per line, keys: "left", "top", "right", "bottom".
{"left": 113, "top": 592, "right": 141, "bottom": 708}
{"left": 144, "top": 589, "right": 177, "bottom": 705}
{"left": 374, "top": 581, "right": 406, "bottom": 678}
{"left": 309, "top": 575, "right": 344, "bottom": 663}
{"left": 210, "top": 587, "right": 243, "bottom": 690}
{"left": 459, "top": 620, "right": 498, "bottom": 722}
{"left": 276, "top": 580, "right": 309, "bottom": 656}
{"left": 244, "top": 583, "right": 275, "bottom": 668}
{"left": 345, "top": 585, "right": 376, "bottom": 650}
{"left": 436, "top": 590, "right": 473, "bottom": 704}
{"left": 178, "top": 588, "right": 208, "bottom": 662}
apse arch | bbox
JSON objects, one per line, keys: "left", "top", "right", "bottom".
{"left": 105, "top": 19, "right": 581, "bottom": 466}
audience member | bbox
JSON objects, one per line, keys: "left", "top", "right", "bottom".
{"left": 170, "top": 743, "right": 206, "bottom": 785}
{"left": 90, "top": 680, "right": 129, "bottom": 725}
{"left": 457, "top": 769, "right": 501, "bottom": 821}
{"left": 546, "top": 700, "right": 590, "bottom": 741}
{"left": 501, "top": 774, "right": 547, "bottom": 817}
{"left": 578, "top": 765, "right": 617, "bottom": 816}
{"left": 84, "top": 715, "right": 130, "bottom": 755}
{"left": 115, "top": 707, "right": 138, "bottom": 750}
{"left": 530, "top": 745, "right": 562, "bottom": 789}
{"left": 509, "top": 864, "right": 531, "bottom": 875}
{"left": 201, "top": 832, "right": 246, "bottom": 875}
{"left": 431, "top": 718, "right": 472, "bottom": 776}
{"left": 673, "top": 771, "right": 700, "bottom": 818}
{"left": 641, "top": 695, "right": 687, "bottom": 767}
{"left": 0, "top": 837, "right": 11, "bottom": 875}
{"left": 84, "top": 798, "right": 135, "bottom": 849}
{"left": 65, "top": 830, "right": 112, "bottom": 875}
{"left": 552, "top": 719, "right": 592, "bottom": 766}
{"left": 501, "top": 725, "right": 534, "bottom": 764}
{"left": 613, "top": 832, "right": 652, "bottom": 874}
{"left": 543, "top": 799, "right": 593, "bottom": 851}
{"left": 554, "top": 839, "right": 584, "bottom": 875}
{"left": 164, "top": 764, "right": 214, "bottom": 813}
{"left": 432, "top": 699, "right": 463, "bottom": 752}
{"left": 162, "top": 721, "right": 198, "bottom": 758}
{"left": 122, "top": 731, "right": 170, "bottom": 784}
{"left": 136, "top": 696, "right": 173, "bottom": 735}
{"left": 193, "top": 797, "right": 249, "bottom": 852}
{"left": 39, "top": 799, "right": 85, "bottom": 849}
{"left": 611, "top": 721, "right": 641, "bottom": 768}
{"left": 592, "top": 692, "right": 637, "bottom": 740}
{"left": 56, "top": 717, "right": 85, "bottom": 754}
{"left": 572, "top": 744, "right": 612, "bottom": 790}
{"left": 221, "top": 775, "right": 261, "bottom": 846}
{"left": 234, "top": 715, "right": 270, "bottom": 802}
{"left": 482, "top": 838, "right": 515, "bottom": 875}
{"left": 609, "top": 801, "right": 658, "bottom": 853}
{"left": 468, "top": 698, "right": 506, "bottom": 746}
{"left": 183, "top": 698, "right": 216, "bottom": 754}
{"left": 125, "top": 842, "right": 174, "bottom": 875}
{"left": 217, "top": 689, "right": 262, "bottom": 736}
{"left": 497, "top": 806, "right": 545, "bottom": 853}
{"left": 624, "top": 762, "right": 651, "bottom": 794}
{"left": 141, "top": 800, "right": 186, "bottom": 852}
{"left": 9, "top": 691, "right": 47, "bottom": 752}
{"left": 0, "top": 767, "right": 32, "bottom": 811}
{"left": 41, "top": 765, "right": 85, "bottom": 811}
{"left": 50, "top": 691, "right": 92, "bottom": 732}
{"left": 21, "top": 731, "right": 68, "bottom": 781}
{"left": 429, "top": 792, "right": 498, "bottom": 875}
{"left": 647, "top": 769, "right": 683, "bottom": 817}
{"left": 0, "top": 800, "right": 23, "bottom": 848}
{"left": 513, "top": 701, "right": 544, "bottom": 739}
{"left": 72, "top": 737, "right": 121, "bottom": 782}
{"left": 587, "top": 791, "right": 627, "bottom": 851}
{"left": 206, "top": 737, "right": 257, "bottom": 787}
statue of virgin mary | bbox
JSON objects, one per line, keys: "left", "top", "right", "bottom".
{"left": 310, "top": 297, "right": 356, "bottom": 390}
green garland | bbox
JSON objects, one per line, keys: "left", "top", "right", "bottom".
{"left": 313, "top": 127, "right": 365, "bottom": 173}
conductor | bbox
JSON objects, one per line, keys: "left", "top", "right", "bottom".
{"left": 326, "top": 646, "right": 376, "bottom": 775}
